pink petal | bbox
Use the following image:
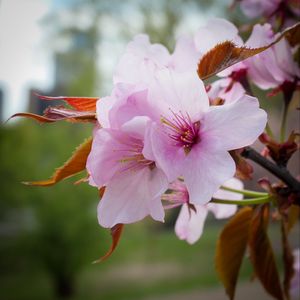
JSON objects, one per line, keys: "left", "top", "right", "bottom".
{"left": 87, "top": 129, "right": 124, "bottom": 187}
{"left": 96, "top": 95, "right": 115, "bottom": 128}
{"left": 107, "top": 84, "right": 161, "bottom": 129}
{"left": 121, "top": 116, "right": 150, "bottom": 139}
{"left": 207, "top": 203, "right": 237, "bottom": 219}
{"left": 202, "top": 95, "right": 267, "bottom": 151}
{"left": 97, "top": 167, "right": 168, "bottom": 228}
{"left": 113, "top": 34, "right": 170, "bottom": 85}
{"left": 207, "top": 178, "right": 243, "bottom": 219}
{"left": 208, "top": 78, "right": 245, "bottom": 104}
{"left": 194, "top": 18, "right": 243, "bottom": 55}
{"left": 149, "top": 69, "right": 209, "bottom": 120}
{"left": 182, "top": 146, "right": 236, "bottom": 205}
{"left": 213, "top": 177, "right": 244, "bottom": 200}
{"left": 169, "top": 35, "right": 199, "bottom": 72}
{"left": 175, "top": 203, "right": 208, "bottom": 244}
{"left": 148, "top": 123, "right": 187, "bottom": 182}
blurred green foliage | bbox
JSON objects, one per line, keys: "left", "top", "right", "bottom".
{"left": 0, "top": 121, "right": 110, "bottom": 297}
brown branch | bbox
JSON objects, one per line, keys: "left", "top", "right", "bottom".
{"left": 241, "top": 147, "right": 300, "bottom": 194}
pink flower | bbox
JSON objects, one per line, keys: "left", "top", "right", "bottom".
{"left": 145, "top": 69, "right": 267, "bottom": 205}
{"left": 201, "top": 22, "right": 299, "bottom": 95}
{"left": 207, "top": 77, "right": 246, "bottom": 105}
{"left": 291, "top": 248, "right": 300, "bottom": 299}
{"left": 113, "top": 34, "right": 170, "bottom": 85}
{"left": 244, "top": 23, "right": 300, "bottom": 90}
{"left": 163, "top": 178, "right": 243, "bottom": 244}
{"left": 193, "top": 18, "right": 243, "bottom": 56}
{"left": 239, "top": 0, "right": 300, "bottom": 27}
{"left": 87, "top": 116, "right": 168, "bottom": 228}
{"left": 113, "top": 19, "right": 244, "bottom": 85}
{"left": 240, "top": 0, "right": 280, "bottom": 19}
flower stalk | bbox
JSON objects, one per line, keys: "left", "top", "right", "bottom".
{"left": 211, "top": 196, "right": 271, "bottom": 206}
{"left": 220, "top": 186, "right": 268, "bottom": 198}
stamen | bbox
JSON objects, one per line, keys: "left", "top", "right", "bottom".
{"left": 116, "top": 138, "right": 155, "bottom": 173}
{"left": 161, "top": 110, "right": 201, "bottom": 154}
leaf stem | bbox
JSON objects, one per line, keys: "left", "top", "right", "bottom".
{"left": 220, "top": 186, "right": 268, "bottom": 198}
{"left": 211, "top": 196, "right": 271, "bottom": 206}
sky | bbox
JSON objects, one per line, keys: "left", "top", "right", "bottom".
{"left": 0, "top": 0, "right": 229, "bottom": 121}
{"left": 0, "top": 0, "right": 53, "bottom": 120}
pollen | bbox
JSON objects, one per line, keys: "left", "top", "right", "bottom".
{"left": 161, "top": 111, "right": 201, "bottom": 154}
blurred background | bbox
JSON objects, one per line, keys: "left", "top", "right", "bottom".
{"left": 0, "top": 1, "right": 299, "bottom": 299}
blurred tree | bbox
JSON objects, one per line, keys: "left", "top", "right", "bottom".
{"left": 0, "top": 122, "right": 108, "bottom": 299}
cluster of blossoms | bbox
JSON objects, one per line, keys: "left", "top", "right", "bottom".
{"left": 238, "top": 0, "right": 300, "bottom": 28}
{"left": 13, "top": 3, "right": 300, "bottom": 298}
{"left": 86, "top": 18, "right": 269, "bottom": 241}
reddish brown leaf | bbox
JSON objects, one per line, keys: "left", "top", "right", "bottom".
{"left": 283, "top": 22, "right": 300, "bottom": 47}
{"left": 287, "top": 205, "right": 300, "bottom": 232}
{"left": 99, "top": 186, "right": 106, "bottom": 198}
{"left": 43, "top": 106, "right": 96, "bottom": 122}
{"left": 10, "top": 108, "right": 96, "bottom": 123}
{"left": 215, "top": 207, "right": 254, "bottom": 300}
{"left": 9, "top": 112, "right": 59, "bottom": 123}
{"left": 248, "top": 204, "right": 284, "bottom": 300}
{"left": 198, "top": 22, "right": 300, "bottom": 80}
{"left": 23, "top": 137, "right": 92, "bottom": 186}
{"left": 259, "top": 132, "right": 299, "bottom": 167}
{"left": 93, "top": 224, "right": 124, "bottom": 263}
{"left": 36, "top": 94, "right": 98, "bottom": 111}
{"left": 281, "top": 219, "right": 295, "bottom": 300}
{"left": 230, "top": 150, "right": 253, "bottom": 180}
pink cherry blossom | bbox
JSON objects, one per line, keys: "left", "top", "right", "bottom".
{"left": 239, "top": 0, "right": 300, "bottom": 28}
{"left": 291, "top": 248, "right": 300, "bottom": 299}
{"left": 201, "top": 22, "right": 299, "bottom": 95}
{"left": 113, "top": 18, "right": 244, "bottom": 85}
{"left": 170, "top": 18, "right": 244, "bottom": 74}
{"left": 87, "top": 116, "right": 168, "bottom": 228}
{"left": 113, "top": 34, "right": 170, "bottom": 85}
{"left": 207, "top": 77, "right": 246, "bottom": 105}
{"left": 244, "top": 23, "right": 300, "bottom": 90}
{"left": 193, "top": 18, "right": 243, "bottom": 56}
{"left": 162, "top": 178, "right": 243, "bottom": 244}
{"left": 145, "top": 69, "right": 267, "bottom": 205}
{"left": 240, "top": 0, "right": 280, "bottom": 19}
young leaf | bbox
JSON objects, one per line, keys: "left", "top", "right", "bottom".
{"left": 93, "top": 224, "right": 124, "bottom": 263}
{"left": 215, "top": 206, "right": 254, "bottom": 300}
{"left": 23, "top": 137, "right": 93, "bottom": 186}
{"left": 248, "top": 204, "right": 284, "bottom": 300}
{"left": 36, "top": 94, "right": 98, "bottom": 112}
{"left": 198, "top": 22, "right": 300, "bottom": 80}
{"left": 8, "top": 112, "right": 59, "bottom": 123}
{"left": 287, "top": 205, "right": 300, "bottom": 232}
{"left": 281, "top": 219, "right": 295, "bottom": 300}
{"left": 230, "top": 150, "right": 253, "bottom": 180}
{"left": 43, "top": 106, "right": 96, "bottom": 122}
{"left": 10, "top": 107, "right": 96, "bottom": 123}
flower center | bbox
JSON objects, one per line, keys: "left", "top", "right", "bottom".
{"left": 117, "top": 138, "right": 155, "bottom": 172}
{"left": 161, "top": 111, "right": 201, "bottom": 154}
